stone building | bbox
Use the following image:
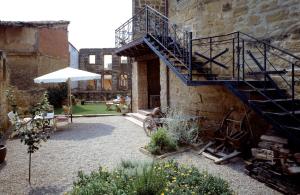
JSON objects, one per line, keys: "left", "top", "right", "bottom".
{"left": 69, "top": 42, "right": 79, "bottom": 89}
{"left": 76, "top": 48, "right": 131, "bottom": 101}
{"left": 0, "top": 21, "right": 69, "bottom": 129}
{"left": 116, "top": 0, "right": 300, "bottom": 138}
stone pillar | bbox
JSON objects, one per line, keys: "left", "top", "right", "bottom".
{"left": 160, "top": 60, "right": 168, "bottom": 112}
{"left": 131, "top": 60, "right": 148, "bottom": 112}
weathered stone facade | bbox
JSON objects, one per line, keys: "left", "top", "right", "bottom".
{"left": 133, "top": 0, "right": 166, "bottom": 15}
{"left": 77, "top": 48, "right": 131, "bottom": 101}
{"left": 0, "top": 21, "right": 69, "bottom": 129}
{"left": 128, "top": 0, "right": 300, "bottom": 127}
{"left": 168, "top": 0, "right": 300, "bottom": 55}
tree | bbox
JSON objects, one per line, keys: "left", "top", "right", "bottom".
{"left": 11, "top": 92, "right": 52, "bottom": 184}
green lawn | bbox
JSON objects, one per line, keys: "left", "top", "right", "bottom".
{"left": 54, "top": 103, "right": 119, "bottom": 115}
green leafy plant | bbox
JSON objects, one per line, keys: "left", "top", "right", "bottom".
{"left": 4, "top": 87, "right": 16, "bottom": 106}
{"left": 11, "top": 92, "right": 52, "bottom": 184}
{"left": 47, "top": 83, "right": 68, "bottom": 108}
{"left": 146, "top": 127, "right": 177, "bottom": 155}
{"left": 68, "top": 160, "right": 234, "bottom": 195}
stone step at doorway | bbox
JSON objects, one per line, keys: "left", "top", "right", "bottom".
{"left": 124, "top": 109, "right": 152, "bottom": 127}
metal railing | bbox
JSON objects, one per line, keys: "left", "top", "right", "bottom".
{"left": 115, "top": 5, "right": 192, "bottom": 78}
{"left": 192, "top": 32, "right": 300, "bottom": 114}
{"left": 115, "top": 6, "right": 300, "bottom": 108}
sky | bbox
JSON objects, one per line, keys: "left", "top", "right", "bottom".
{"left": 0, "top": 0, "right": 132, "bottom": 50}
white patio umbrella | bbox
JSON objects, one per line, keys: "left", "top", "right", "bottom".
{"left": 34, "top": 67, "right": 101, "bottom": 122}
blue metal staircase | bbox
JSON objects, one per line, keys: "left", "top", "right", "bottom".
{"left": 115, "top": 6, "right": 300, "bottom": 147}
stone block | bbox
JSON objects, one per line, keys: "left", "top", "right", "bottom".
{"left": 233, "top": 6, "right": 248, "bottom": 17}
{"left": 266, "top": 10, "right": 289, "bottom": 23}
{"left": 248, "top": 15, "right": 261, "bottom": 26}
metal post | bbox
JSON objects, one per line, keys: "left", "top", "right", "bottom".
{"left": 232, "top": 38, "right": 235, "bottom": 79}
{"left": 146, "top": 7, "right": 149, "bottom": 34}
{"left": 188, "top": 32, "right": 193, "bottom": 81}
{"left": 292, "top": 63, "right": 295, "bottom": 114}
{"left": 209, "top": 37, "right": 212, "bottom": 74}
{"left": 242, "top": 40, "right": 245, "bottom": 80}
{"left": 264, "top": 43, "right": 267, "bottom": 83}
{"left": 237, "top": 32, "right": 240, "bottom": 81}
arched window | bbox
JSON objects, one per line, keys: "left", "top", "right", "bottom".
{"left": 119, "top": 73, "right": 128, "bottom": 90}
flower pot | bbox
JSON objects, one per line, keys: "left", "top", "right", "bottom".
{"left": 0, "top": 145, "right": 7, "bottom": 163}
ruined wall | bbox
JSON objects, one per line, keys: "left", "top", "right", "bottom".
{"left": 78, "top": 48, "right": 132, "bottom": 101}
{"left": 0, "top": 24, "right": 69, "bottom": 115}
{"left": 0, "top": 51, "right": 9, "bottom": 132}
{"left": 168, "top": 0, "right": 300, "bottom": 54}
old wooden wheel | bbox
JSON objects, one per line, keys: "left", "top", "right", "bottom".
{"left": 143, "top": 116, "right": 158, "bottom": 136}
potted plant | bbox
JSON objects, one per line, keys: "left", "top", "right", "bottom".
{"left": 0, "top": 131, "right": 6, "bottom": 164}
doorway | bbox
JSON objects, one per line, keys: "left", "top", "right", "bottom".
{"left": 147, "top": 59, "right": 160, "bottom": 109}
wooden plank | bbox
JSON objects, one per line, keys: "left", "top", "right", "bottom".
{"left": 202, "top": 151, "right": 220, "bottom": 162}
{"left": 260, "top": 135, "right": 288, "bottom": 145}
{"left": 251, "top": 148, "right": 274, "bottom": 161}
{"left": 215, "top": 150, "right": 241, "bottom": 164}
{"left": 287, "top": 166, "right": 300, "bottom": 174}
{"left": 198, "top": 141, "right": 214, "bottom": 154}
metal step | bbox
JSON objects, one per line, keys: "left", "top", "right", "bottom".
{"left": 263, "top": 110, "right": 300, "bottom": 116}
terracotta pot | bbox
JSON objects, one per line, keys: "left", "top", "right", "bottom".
{"left": 0, "top": 145, "right": 7, "bottom": 163}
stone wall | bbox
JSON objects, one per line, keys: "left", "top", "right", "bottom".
{"left": 133, "top": 0, "right": 166, "bottom": 15}
{"left": 160, "top": 60, "right": 268, "bottom": 135}
{"left": 0, "top": 23, "right": 69, "bottom": 118}
{"left": 168, "top": 0, "right": 300, "bottom": 54}
{"left": 77, "top": 48, "right": 132, "bottom": 101}
{"left": 0, "top": 51, "right": 9, "bottom": 132}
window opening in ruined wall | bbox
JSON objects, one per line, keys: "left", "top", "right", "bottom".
{"left": 89, "top": 55, "right": 95, "bottom": 64}
{"left": 119, "top": 73, "right": 128, "bottom": 90}
{"left": 1, "top": 58, "right": 6, "bottom": 81}
{"left": 103, "top": 74, "right": 112, "bottom": 90}
{"left": 121, "top": 56, "right": 128, "bottom": 64}
{"left": 104, "top": 55, "right": 112, "bottom": 70}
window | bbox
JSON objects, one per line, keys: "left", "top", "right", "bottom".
{"left": 89, "top": 55, "right": 95, "bottom": 64}
{"left": 103, "top": 74, "right": 112, "bottom": 90}
{"left": 104, "top": 55, "right": 112, "bottom": 70}
{"left": 121, "top": 56, "right": 128, "bottom": 64}
{"left": 119, "top": 74, "right": 128, "bottom": 90}
{"left": 87, "top": 80, "right": 96, "bottom": 90}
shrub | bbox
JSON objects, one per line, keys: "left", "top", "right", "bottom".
{"left": 47, "top": 83, "right": 68, "bottom": 108}
{"left": 146, "top": 128, "right": 177, "bottom": 155}
{"left": 68, "top": 160, "right": 234, "bottom": 195}
{"left": 164, "top": 108, "right": 201, "bottom": 145}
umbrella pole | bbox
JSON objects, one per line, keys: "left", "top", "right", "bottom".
{"left": 68, "top": 78, "right": 73, "bottom": 123}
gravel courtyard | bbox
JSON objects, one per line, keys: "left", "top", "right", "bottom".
{"left": 0, "top": 116, "right": 279, "bottom": 195}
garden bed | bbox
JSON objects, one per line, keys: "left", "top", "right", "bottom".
{"left": 139, "top": 146, "right": 191, "bottom": 159}
{"left": 68, "top": 160, "right": 234, "bottom": 195}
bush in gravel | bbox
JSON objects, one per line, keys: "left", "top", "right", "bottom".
{"left": 164, "top": 108, "right": 201, "bottom": 145}
{"left": 146, "top": 127, "right": 177, "bottom": 155}
{"left": 69, "top": 160, "right": 234, "bottom": 195}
